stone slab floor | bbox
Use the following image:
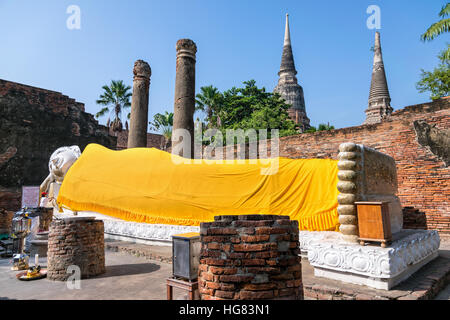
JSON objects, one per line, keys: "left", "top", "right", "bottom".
{"left": 0, "top": 237, "right": 448, "bottom": 300}
{"left": 0, "top": 251, "right": 187, "bottom": 300}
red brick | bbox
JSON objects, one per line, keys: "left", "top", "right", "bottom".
{"left": 209, "top": 267, "right": 238, "bottom": 275}
{"left": 215, "top": 290, "right": 235, "bottom": 299}
{"left": 207, "top": 228, "right": 238, "bottom": 235}
{"left": 241, "top": 235, "right": 270, "bottom": 242}
{"left": 242, "top": 283, "right": 277, "bottom": 291}
{"left": 241, "top": 259, "right": 266, "bottom": 266}
{"left": 255, "top": 227, "right": 287, "bottom": 235}
{"left": 219, "top": 275, "right": 254, "bottom": 283}
{"left": 239, "top": 290, "right": 274, "bottom": 300}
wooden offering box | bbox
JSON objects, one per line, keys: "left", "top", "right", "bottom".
{"left": 355, "top": 201, "right": 392, "bottom": 247}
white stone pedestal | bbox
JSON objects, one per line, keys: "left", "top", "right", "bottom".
{"left": 304, "top": 229, "right": 440, "bottom": 290}
{"left": 55, "top": 209, "right": 199, "bottom": 246}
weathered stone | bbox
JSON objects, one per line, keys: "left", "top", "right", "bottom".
{"left": 128, "top": 60, "right": 151, "bottom": 148}
{"left": 413, "top": 120, "right": 450, "bottom": 166}
{"left": 0, "top": 80, "right": 116, "bottom": 193}
{"left": 338, "top": 142, "right": 357, "bottom": 152}
{"left": 47, "top": 218, "right": 105, "bottom": 281}
{"left": 364, "top": 32, "right": 393, "bottom": 125}
{"left": 172, "top": 39, "right": 197, "bottom": 159}
{"left": 337, "top": 194, "right": 356, "bottom": 205}
{"left": 199, "top": 215, "right": 303, "bottom": 300}
{"left": 273, "top": 14, "right": 310, "bottom": 132}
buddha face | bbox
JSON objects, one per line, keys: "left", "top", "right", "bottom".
{"left": 49, "top": 146, "right": 81, "bottom": 182}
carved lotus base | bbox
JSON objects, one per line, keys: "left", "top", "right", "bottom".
{"left": 305, "top": 229, "right": 440, "bottom": 290}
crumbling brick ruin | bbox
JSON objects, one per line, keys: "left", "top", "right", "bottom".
{"left": 0, "top": 79, "right": 117, "bottom": 209}
{"left": 213, "top": 97, "right": 449, "bottom": 235}
{"left": 0, "top": 78, "right": 448, "bottom": 235}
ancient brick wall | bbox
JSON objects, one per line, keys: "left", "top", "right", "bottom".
{"left": 0, "top": 79, "right": 86, "bottom": 115}
{"left": 0, "top": 209, "right": 14, "bottom": 234}
{"left": 0, "top": 79, "right": 117, "bottom": 211}
{"left": 198, "top": 215, "right": 303, "bottom": 300}
{"left": 114, "top": 130, "right": 166, "bottom": 150}
{"left": 272, "top": 97, "right": 449, "bottom": 234}
{"left": 207, "top": 98, "right": 449, "bottom": 234}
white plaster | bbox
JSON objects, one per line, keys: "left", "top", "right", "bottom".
{"left": 306, "top": 229, "right": 440, "bottom": 290}
{"left": 56, "top": 209, "right": 199, "bottom": 246}
{"left": 314, "top": 251, "right": 439, "bottom": 290}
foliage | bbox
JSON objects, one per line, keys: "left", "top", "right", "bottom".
{"left": 198, "top": 80, "right": 298, "bottom": 144}
{"left": 149, "top": 111, "right": 173, "bottom": 140}
{"left": 304, "top": 123, "right": 335, "bottom": 133}
{"left": 95, "top": 80, "right": 132, "bottom": 132}
{"left": 421, "top": 3, "right": 450, "bottom": 60}
{"left": 195, "top": 85, "right": 222, "bottom": 127}
{"left": 416, "top": 47, "right": 450, "bottom": 100}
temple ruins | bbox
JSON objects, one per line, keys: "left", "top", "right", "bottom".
{"left": 0, "top": 13, "right": 448, "bottom": 301}
{"left": 128, "top": 60, "right": 152, "bottom": 148}
{"left": 172, "top": 39, "right": 197, "bottom": 159}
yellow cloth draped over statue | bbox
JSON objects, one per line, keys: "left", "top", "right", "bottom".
{"left": 57, "top": 143, "right": 340, "bottom": 231}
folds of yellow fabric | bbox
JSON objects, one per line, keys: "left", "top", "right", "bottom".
{"left": 57, "top": 143, "right": 339, "bottom": 231}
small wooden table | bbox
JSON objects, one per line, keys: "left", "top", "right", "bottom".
{"left": 166, "top": 277, "right": 198, "bottom": 300}
{"left": 355, "top": 201, "right": 392, "bottom": 248}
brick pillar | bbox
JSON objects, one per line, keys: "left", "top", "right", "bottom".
{"left": 47, "top": 217, "right": 105, "bottom": 281}
{"left": 172, "top": 39, "right": 197, "bottom": 159}
{"left": 0, "top": 209, "right": 14, "bottom": 234}
{"left": 198, "top": 215, "right": 303, "bottom": 300}
{"left": 38, "top": 207, "right": 53, "bottom": 231}
{"left": 128, "top": 60, "right": 151, "bottom": 148}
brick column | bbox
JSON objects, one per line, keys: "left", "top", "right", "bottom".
{"left": 172, "top": 39, "right": 197, "bottom": 158}
{"left": 128, "top": 60, "right": 151, "bottom": 148}
{"left": 0, "top": 209, "right": 13, "bottom": 234}
{"left": 47, "top": 217, "right": 105, "bottom": 281}
{"left": 198, "top": 215, "right": 303, "bottom": 300}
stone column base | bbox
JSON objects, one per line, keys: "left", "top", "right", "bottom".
{"left": 306, "top": 229, "right": 440, "bottom": 290}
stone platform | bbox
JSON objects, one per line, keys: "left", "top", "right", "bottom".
{"left": 304, "top": 229, "right": 440, "bottom": 290}
{"left": 103, "top": 238, "right": 450, "bottom": 300}
{"left": 56, "top": 210, "right": 444, "bottom": 293}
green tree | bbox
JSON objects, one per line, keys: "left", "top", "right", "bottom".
{"left": 195, "top": 85, "right": 222, "bottom": 127}
{"left": 203, "top": 80, "right": 298, "bottom": 143}
{"left": 304, "top": 123, "right": 335, "bottom": 133}
{"left": 318, "top": 123, "right": 335, "bottom": 131}
{"left": 416, "top": 47, "right": 450, "bottom": 100}
{"left": 305, "top": 126, "right": 317, "bottom": 133}
{"left": 95, "top": 80, "right": 132, "bottom": 132}
{"left": 421, "top": 3, "right": 450, "bottom": 60}
{"left": 149, "top": 111, "right": 173, "bottom": 141}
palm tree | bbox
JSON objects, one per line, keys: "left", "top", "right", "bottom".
{"left": 195, "top": 85, "right": 221, "bottom": 128}
{"left": 96, "top": 80, "right": 132, "bottom": 133}
{"left": 421, "top": 3, "right": 450, "bottom": 59}
{"left": 149, "top": 111, "right": 173, "bottom": 149}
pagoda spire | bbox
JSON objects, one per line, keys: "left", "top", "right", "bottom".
{"left": 284, "top": 13, "right": 291, "bottom": 46}
{"left": 364, "top": 31, "right": 393, "bottom": 124}
{"left": 274, "top": 14, "right": 310, "bottom": 132}
{"left": 279, "top": 13, "right": 297, "bottom": 76}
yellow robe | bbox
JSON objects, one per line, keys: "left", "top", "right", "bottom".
{"left": 57, "top": 143, "right": 339, "bottom": 231}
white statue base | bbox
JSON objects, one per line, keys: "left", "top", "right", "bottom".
{"left": 56, "top": 209, "right": 199, "bottom": 246}
{"left": 305, "top": 229, "right": 440, "bottom": 290}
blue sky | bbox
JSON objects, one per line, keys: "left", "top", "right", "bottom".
{"left": 0, "top": 0, "right": 448, "bottom": 131}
